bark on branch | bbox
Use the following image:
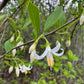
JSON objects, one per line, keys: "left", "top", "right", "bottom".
{"left": 0, "top": 0, "right": 9, "bottom": 11}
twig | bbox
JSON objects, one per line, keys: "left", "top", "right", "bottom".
{"left": 0, "top": 0, "right": 27, "bottom": 41}
{"left": 0, "top": 16, "right": 80, "bottom": 59}
{"left": 0, "top": 25, "right": 6, "bottom": 42}
{"left": 0, "top": 0, "right": 27, "bottom": 29}
{"left": 0, "top": 0, "right": 10, "bottom": 11}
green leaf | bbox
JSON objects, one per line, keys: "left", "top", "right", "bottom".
{"left": 28, "top": 2, "right": 40, "bottom": 38}
{"left": 61, "top": 55, "right": 68, "bottom": 60}
{"left": 73, "top": 57, "right": 79, "bottom": 61}
{"left": 68, "top": 50, "right": 73, "bottom": 57}
{"left": 22, "top": 18, "right": 31, "bottom": 30}
{"left": 0, "top": 15, "right": 6, "bottom": 20}
{"left": 8, "top": 17, "right": 17, "bottom": 33}
{"left": 57, "top": 11, "right": 66, "bottom": 27}
{"left": 4, "top": 40, "right": 15, "bottom": 52}
{"left": 67, "top": 62, "right": 72, "bottom": 67}
{"left": 44, "top": 6, "right": 65, "bottom": 32}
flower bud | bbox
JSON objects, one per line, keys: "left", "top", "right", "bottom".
{"left": 80, "top": 15, "right": 84, "bottom": 25}
{"left": 20, "top": 42, "right": 24, "bottom": 51}
{"left": 9, "top": 66, "right": 13, "bottom": 74}
{"left": 29, "top": 43, "right": 36, "bottom": 53}
{"left": 10, "top": 36, "right": 14, "bottom": 42}
{"left": 20, "top": 46, "right": 24, "bottom": 51}
{"left": 66, "top": 40, "right": 71, "bottom": 47}
{"left": 12, "top": 49, "right": 16, "bottom": 56}
{"left": 15, "top": 67, "right": 20, "bottom": 77}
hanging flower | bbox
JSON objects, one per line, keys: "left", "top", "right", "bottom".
{"left": 80, "top": 15, "right": 84, "bottom": 25}
{"left": 66, "top": 40, "right": 71, "bottom": 47}
{"left": 19, "top": 64, "right": 32, "bottom": 75}
{"left": 30, "top": 51, "right": 35, "bottom": 63}
{"left": 12, "top": 49, "right": 16, "bottom": 56}
{"left": 20, "top": 42, "right": 24, "bottom": 51}
{"left": 9, "top": 66, "right": 13, "bottom": 74}
{"left": 29, "top": 43, "right": 36, "bottom": 53}
{"left": 15, "top": 67, "right": 20, "bottom": 77}
{"left": 31, "top": 42, "right": 64, "bottom": 67}
{"left": 10, "top": 35, "right": 14, "bottom": 42}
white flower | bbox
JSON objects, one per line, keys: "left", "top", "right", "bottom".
{"left": 29, "top": 43, "right": 36, "bottom": 53}
{"left": 19, "top": 64, "right": 32, "bottom": 74}
{"left": 66, "top": 40, "right": 71, "bottom": 47}
{"left": 9, "top": 66, "right": 13, "bottom": 74}
{"left": 80, "top": 15, "right": 84, "bottom": 25}
{"left": 10, "top": 36, "right": 14, "bottom": 42}
{"left": 12, "top": 49, "right": 16, "bottom": 56}
{"left": 31, "top": 42, "right": 64, "bottom": 67}
{"left": 30, "top": 51, "right": 35, "bottom": 63}
{"left": 46, "top": 47, "right": 54, "bottom": 67}
{"left": 15, "top": 67, "right": 20, "bottom": 77}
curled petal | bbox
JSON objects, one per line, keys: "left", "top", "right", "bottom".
{"left": 52, "top": 48, "right": 64, "bottom": 56}
{"left": 26, "top": 64, "right": 33, "bottom": 70}
{"left": 51, "top": 42, "right": 60, "bottom": 52}
{"left": 34, "top": 48, "right": 48, "bottom": 60}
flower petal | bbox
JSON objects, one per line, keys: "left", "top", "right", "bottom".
{"left": 46, "top": 52, "right": 54, "bottom": 67}
{"left": 52, "top": 48, "right": 64, "bottom": 56}
{"left": 34, "top": 48, "right": 48, "bottom": 60}
{"left": 51, "top": 42, "right": 60, "bottom": 52}
{"left": 26, "top": 64, "right": 33, "bottom": 70}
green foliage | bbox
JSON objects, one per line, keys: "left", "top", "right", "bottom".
{"left": 8, "top": 17, "right": 17, "bottom": 34}
{"left": 44, "top": 6, "right": 66, "bottom": 32}
{"left": 4, "top": 39, "right": 15, "bottom": 52}
{"left": 28, "top": 1, "right": 40, "bottom": 38}
{"left": 22, "top": 18, "right": 31, "bottom": 30}
{"left": 0, "top": 15, "right": 6, "bottom": 20}
{"left": 68, "top": 50, "right": 79, "bottom": 61}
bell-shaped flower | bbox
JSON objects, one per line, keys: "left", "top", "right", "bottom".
{"left": 15, "top": 67, "right": 20, "bottom": 77}
{"left": 80, "top": 15, "right": 84, "bottom": 25}
{"left": 20, "top": 42, "right": 24, "bottom": 51}
{"left": 29, "top": 43, "right": 36, "bottom": 53}
{"left": 32, "top": 42, "right": 64, "bottom": 67}
{"left": 9, "top": 66, "right": 13, "bottom": 74}
{"left": 12, "top": 49, "right": 16, "bottom": 56}
{"left": 66, "top": 40, "right": 71, "bottom": 47}
{"left": 19, "top": 64, "right": 32, "bottom": 75}
{"left": 10, "top": 35, "right": 14, "bottom": 42}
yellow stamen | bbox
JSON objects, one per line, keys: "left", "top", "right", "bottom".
{"left": 48, "top": 58, "right": 54, "bottom": 67}
{"left": 25, "top": 70, "right": 27, "bottom": 75}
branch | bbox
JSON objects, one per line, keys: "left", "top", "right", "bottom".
{"left": 0, "top": 16, "right": 80, "bottom": 59}
{"left": 0, "top": 0, "right": 27, "bottom": 41}
{"left": 0, "top": 0, "right": 27, "bottom": 29}
{"left": 0, "top": 0, "right": 10, "bottom": 11}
